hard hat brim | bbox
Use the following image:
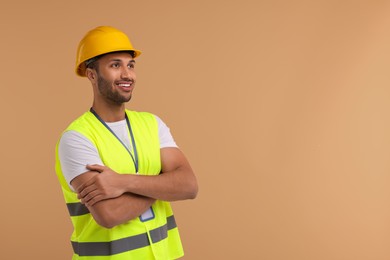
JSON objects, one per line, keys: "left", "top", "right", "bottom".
{"left": 76, "top": 49, "right": 141, "bottom": 77}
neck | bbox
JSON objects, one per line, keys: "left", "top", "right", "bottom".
{"left": 91, "top": 102, "right": 126, "bottom": 122}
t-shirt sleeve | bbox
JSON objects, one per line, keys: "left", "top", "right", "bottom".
{"left": 155, "top": 115, "right": 178, "bottom": 148}
{"left": 58, "top": 130, "right": 103, "bottom": 190}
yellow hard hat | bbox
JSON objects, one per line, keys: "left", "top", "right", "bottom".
{"left": 75, "top": 26, "right": 142, "bottom": 77}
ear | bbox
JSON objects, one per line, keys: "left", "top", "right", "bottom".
{"left": 86, "top": 68, "right": 97, "bottom": 81}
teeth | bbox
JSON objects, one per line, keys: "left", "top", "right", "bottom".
{"left": 118, "top": 84, "right": 130, "bottom": 87}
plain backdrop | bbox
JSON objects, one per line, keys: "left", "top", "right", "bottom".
{"left": 1, "top": 1, "right": 390, "bottom": 259}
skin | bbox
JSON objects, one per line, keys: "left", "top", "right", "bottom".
{"left": 70, "top": 52, "right": 198, "bottom": 228}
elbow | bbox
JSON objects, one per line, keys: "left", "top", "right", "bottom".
{"left": 92, "top": 207, "right": 138, "bottom": 229}
{"left": 92, "top": 210, "right": 119, "bottom": 229}
{"left": 173, "top": 179, "right": 198, "bottom": 201}
{"left": 95, "top": 217, "right": 116, "bottom": 229}
{"left": 97, "top": 219, "right": 116, "bottom": 229}
{"left": 186, "top": 180, "right": 199, "bottom": 200}
{"left": 187, "top": 190, "right": 198, "bottom": 200}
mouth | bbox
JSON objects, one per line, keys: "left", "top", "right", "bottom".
{"left": 116, "top": 81, "right": 134, "bottom": 92}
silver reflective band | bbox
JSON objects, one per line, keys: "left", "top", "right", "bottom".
{"left": 67, "top": 202, "right": 89, "bottom": 216}
{"left": 71, "top": 215, "right": 177, "bottom": 256}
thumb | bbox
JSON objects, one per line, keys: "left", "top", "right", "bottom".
{"left": 86, "top": 164, "right": 105, "bottom": 173}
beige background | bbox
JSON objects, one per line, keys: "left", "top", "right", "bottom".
{"left": 1, "top": 0, "right": 390, "bottom": 259}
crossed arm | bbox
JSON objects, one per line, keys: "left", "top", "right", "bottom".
{"left": 71, "top": 147, "right": 198, "bottom": 228}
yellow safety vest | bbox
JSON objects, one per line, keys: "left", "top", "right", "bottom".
{"left": 55, "top": 110, "right": 184, "bottom": 259}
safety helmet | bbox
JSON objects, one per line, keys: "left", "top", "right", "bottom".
{"left": 75, "top": 26, "right": 142, "bottom": 77}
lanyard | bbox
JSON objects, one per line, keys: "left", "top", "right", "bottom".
{"left": 90, "top": 108, "right": 139, "bottom": 173}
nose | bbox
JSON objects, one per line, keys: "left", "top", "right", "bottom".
{"left": 121, "top": 67, "right": 135, "bottom": 80}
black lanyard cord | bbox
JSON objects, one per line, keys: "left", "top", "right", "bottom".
{"left": 89, "top": 107, "right": 139, "bottom": 173}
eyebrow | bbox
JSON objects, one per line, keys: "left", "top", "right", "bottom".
{"left": 109, "top": 59, "right": 136, "bottom": 63}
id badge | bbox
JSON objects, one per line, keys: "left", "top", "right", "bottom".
{"left": 140, "top": 207, "right": 155, "bottom": 222}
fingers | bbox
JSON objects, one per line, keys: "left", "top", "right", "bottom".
{"left": 75, "top": 166, "right": 103, "bottom": 193}
{"left": 76, "top": 165, "right": 118, "bottom": 206}
{"left": 78, "top": 184, "right": 104, "bottom": 206}
{"left": 80, "top": 190, "right": 105, "bottom": 207}
{"left": 76, "top": 177, "right": 95, "bottom": 194}
{"left": 86, "top": 164, "right": 106, "bottom": 172}
{"left": 77, "top": 184, "right": 96, "bottom": 199}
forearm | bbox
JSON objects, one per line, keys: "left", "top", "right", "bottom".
{"left": 72, "top": 170, "right": 155, "bottom": 228}
{"left": 120, "top": 147, "right": 198, "bottom": 201}
{"left": 122, "top": 167, "right": 198, "bottom": 201}
{"left": 88, "top": 192, "right": 155, "bottom": 229}
{"left": 78, "top": 148, "right": 198, "bottom": 206}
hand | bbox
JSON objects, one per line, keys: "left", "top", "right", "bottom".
{"left": 76, "top": 164, "right": 125, "bottom": 206}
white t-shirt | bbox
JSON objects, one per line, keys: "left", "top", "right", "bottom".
{"left": 58, "top": 115, "right": 177, "bottom": 189}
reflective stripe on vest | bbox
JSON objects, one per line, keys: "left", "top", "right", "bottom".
{"left": 67, "top": 202, "right": 89, "bottom": 216}
{"left": 71, "top": 215, "right": 177, "bottom": 256}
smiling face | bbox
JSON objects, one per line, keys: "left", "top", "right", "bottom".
{"left": 87, "top": 52, "right": 137, "bottom": 106}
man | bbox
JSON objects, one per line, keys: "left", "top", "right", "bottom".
{"left": 55, "top": 26, "right": 198, "bottom": 259}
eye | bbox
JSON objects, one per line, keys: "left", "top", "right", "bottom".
{"left": 111, "top": 63, "right": 120, "bottom": 68}
{"left": 128, "top": 63, "right": 135, "bottom": 69}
